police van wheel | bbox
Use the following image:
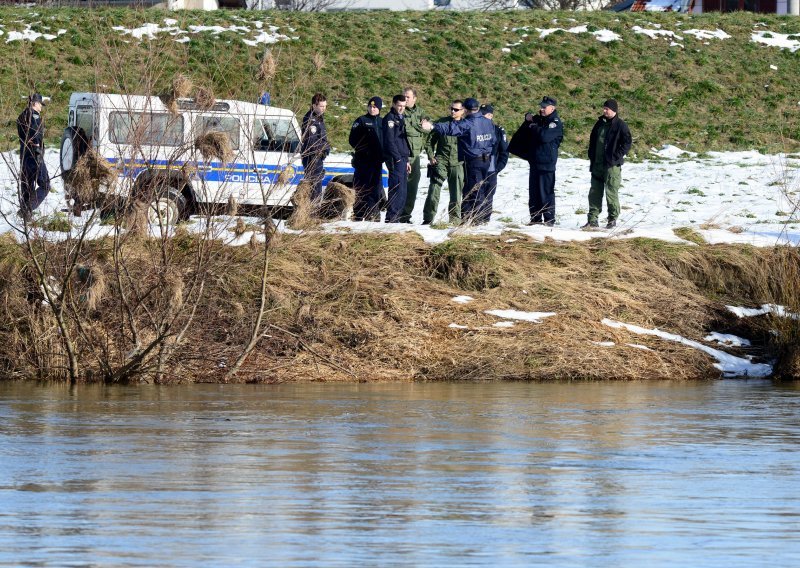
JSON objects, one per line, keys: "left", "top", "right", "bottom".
{"left": 60, "top": 126, "right": 89, "bottom": 175}
{"left": 147, "top": 190, "right": 187, "bottom": 226}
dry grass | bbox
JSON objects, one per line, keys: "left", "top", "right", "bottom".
{"left": 258, "top": 49, "right": 277, "bottom": 82}
{"left": 171, "top": 74, "right": 193, "bottom": 99}
{"left": 287, "top": 181, "right": 318, "bottom": 229}
{"left": 67, "top": 149, "right": 117, "bottom": 205}
{"left": 195, "top": 131, "right": 233, "bottom": 163}
{"left": 194, "top": 85, "right": 215, "bottom": 111}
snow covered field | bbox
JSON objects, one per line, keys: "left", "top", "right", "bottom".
{"left": 2, "top": 145, "right": 797, "bottom": 248}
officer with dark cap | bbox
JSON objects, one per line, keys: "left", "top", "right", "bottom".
{"left": 420, "top": 97, "right": 494, "bottom": 224}
{"left": 17, "top": 93, "right": 50, "bottom": 220}
{"left": 475, "top": 104, "right": 509, "bottom": 225}
{"left": 522, "top": 95, "right": 563, "bottom": 226}
{"left": 349, "top": 96, "right": 384, "bottom": 221}
{"left": 382, "top": 94, "right": 411, "bottom": 223}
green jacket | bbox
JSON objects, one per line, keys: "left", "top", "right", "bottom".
{"left": 425, "top": 116, "right": 462, "bottom": 168}
{"left": 404, "top": 104, "right": 428, "bottom": 158}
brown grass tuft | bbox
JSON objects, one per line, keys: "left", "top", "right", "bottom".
{"left": 195, "top": 85, "right": 215, "bottom": 110}
{"left": 312, "top": 53, "right": 324, "bottom": 72}
{"left": 171, "top": 74, "right": 193, "bottom": 99}
{"left": 318, "top": 182, "right": 355, "bottom": 220}
{"left": 258, "top": 49, "right": 277, "bottom": 81}
{"left": 67, "top": 150, "right": 117, "bottom": 206}
{"left": 234, "top": 217, "right": 246, "bottom": 237}
{"left": 287, "top": 182, "right": 319, "bottom": 230}
{"left": 195, "top": 131, "right": 233, "bottom": 163}
{"left": 126, "top": 201, "right": 150, "bottom": 237}
{"left": 227, "top": 195, "right": 239, "bottom": 217}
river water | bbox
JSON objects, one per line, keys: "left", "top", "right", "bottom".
{"left": 1, "top": 380, "right": 799, "bottom": 567}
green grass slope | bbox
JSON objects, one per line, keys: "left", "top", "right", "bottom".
{"left": 1, "top": 7, "right": 799, "bottom": 157}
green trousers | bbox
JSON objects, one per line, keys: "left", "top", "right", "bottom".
{"left": 588, "top": 166, "right": 621, "bottom": 223}
{"left": 423, "top": 160, "right": 464, "bottom": 224}
{"left": 400, "top": 154, "right": 422, "bottom": 223}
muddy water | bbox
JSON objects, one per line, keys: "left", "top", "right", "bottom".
{"left": 1, "top": 381, "right": 799, "bottom": 567}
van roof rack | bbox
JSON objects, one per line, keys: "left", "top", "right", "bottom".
{"left": 175, "top": 98, "right": 231, "bottom": 112}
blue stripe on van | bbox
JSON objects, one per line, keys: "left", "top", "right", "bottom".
{"left": 106, "top": 158, "right": 389, "bottom": 189}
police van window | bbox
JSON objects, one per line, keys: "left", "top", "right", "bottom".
{"left": 197, "top": 116, "right": 240, "bottom": 150}
{"left": 253, "top": 117, "right": 299, "bottom": 153}
{"left": 76, "top": 106, "right": 94, "bottom": 141}
{"left": 110, "top": 112, "right": 184, "bottom": 146}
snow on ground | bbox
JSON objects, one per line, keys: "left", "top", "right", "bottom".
{"left": 2, "top": 146, "right": 799, "bottom": 248}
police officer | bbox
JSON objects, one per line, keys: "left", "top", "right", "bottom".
{"left": 525, "top": 96, "right": 563, "bottom": 226}
{"left": 300, "top": 93, "right": 331, "bottom": 202}
{"left": 423, "top": 99, "right": 465, "bottom": 225}
{"left": 17, "top": 93, "right": 50, "bottom": 221}
{"left": 476, "top": 104, "right": 509, "bottom": 225}
{"left": 399, "top": 87, "right": 427, "bottom": 223}
{"left": 349, "top": 96, "right": 384, "bottom": 221}
{"left": 421, "top": 97, "right": 494, "bottom": 224}
{"left": 382, "top": 94, "right": 411, "bottom": 223}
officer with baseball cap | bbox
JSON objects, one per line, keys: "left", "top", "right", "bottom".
{"left": 16, "top": 93, "right": 50, "bottom": 221}
{"left": 420, "top": 97, "right": 494, "bottom": 224}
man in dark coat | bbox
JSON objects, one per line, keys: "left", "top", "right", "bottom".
{"left": 584, "top": 98, "right": 632, "bottom": 230}
{"left": 382, "top": 94, "right": 411, "bottom": 223}
{"left": 300, "top": 93, "right": 331, "bottom": 202}
{"left": 349, "top": 96, "right": 384, "bottom": 221}
{"left": 524, "top": 96, "right": 563, "bottom": 226}
{"left": 17, "top": 93, "right": 50, "bottom": 220}
{"left": 475, "top": 104, "right": 509, "bottom": 225}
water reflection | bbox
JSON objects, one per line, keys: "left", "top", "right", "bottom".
{"left": 0, "top": 381, "right": 799, "bottom": 567}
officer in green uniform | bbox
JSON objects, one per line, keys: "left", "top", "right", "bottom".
{"left": 422, "top": 100, "right": 465, "bottom": 225}
{"left": 399, "top": 87, "right": 428, "bottom": 223}
{"left": 584, "top": 98, "right": 632, "bottom": 230}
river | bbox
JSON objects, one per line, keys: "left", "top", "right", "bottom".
{"left": 1, "top": 380, "right": 799, "bottom": 567}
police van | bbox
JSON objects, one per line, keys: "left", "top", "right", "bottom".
{"left": 60, "top": 92, "right": 378, "bottom": 223}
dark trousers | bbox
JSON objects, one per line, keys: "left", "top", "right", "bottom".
{"left": 528, "top": 168, "right": 556, "bottom": 224}
{"left": 462, "top": 157, "right": 490, "bottom": 223}
{"left": 302, "top": 155, "right": 325, "bottom": 202}
{"left": 385, "top": 158, "right": 408, "bottom": 223}
{"left": 20, "top": 157, "right": 50, "bottom": 215}
{"left": 474, "top": 170, "right": 498, "bottom": 224}
{"left": 352, "top": 159, "right": 383, "bottom": 221}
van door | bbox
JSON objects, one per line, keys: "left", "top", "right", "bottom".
{"left": 193, "top": 114, "right": 244, "bottom": 205}
{"left": 249, "top": 115, "right": 301, "bottom": 206}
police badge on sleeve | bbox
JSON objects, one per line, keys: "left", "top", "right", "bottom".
{"left": 387, "top": 120, "right": 395, "bottom": 128}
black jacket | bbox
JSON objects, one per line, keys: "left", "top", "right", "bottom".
{"left": 349, "top": 113, "right": 384, "bottom": 164}
{"left": 490, "top": 124, "right": 509, "bottom": 174}
{"left": 17, "top": 107, "right": 44, "bottom": 161}
{"left": 527, "top": 110, "right": 563, "bottom": 172}
{"left": 588, "top": 114, "right": 632, "bottom": 173}
{"left": 300, "top": 109, "right": 330, "bottom": 161}
{"left": 382, "top": 109, "right": 410, "bottom": 164}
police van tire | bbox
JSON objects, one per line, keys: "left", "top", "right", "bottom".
{"left": 60, "top": 126, "right": 88, "bottom": 174}
{"left": 147, "top": 190, "right": 187, "bottom": 226}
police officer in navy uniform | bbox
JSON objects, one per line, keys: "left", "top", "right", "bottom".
{"left": 300, "top": 93, "right": 331, "bottom": 202}
{"left": 17, "top": 93, "right": 50, "bottom": 221}
{"left": 421, "top": 97, "right": 494, "bottom": 224}
{"left": 382, "top": 94, "right": 411, "bottom": 223}
{"left": 349, "top": 96, "right": 384, "bottom": 221}
{"left": 524, "top": 96, "right": 563, "bottom": 226}
{"left": 476, "top": 104, "right": 509, "bottom": 225}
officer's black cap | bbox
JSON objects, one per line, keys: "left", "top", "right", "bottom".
{"left": 480, "top": 104, "right": 494, "bottom": 115}
{"left": 30, "top": 93, "right": 45, "bottom": 104}
{"left": 539, "top": 96, "right": 557, "bottom": 108}
{"left": 368, "top": 96, "right": 383, "bottom": 110}
{"left": 464, "top": 98, "right": 480, "bottom": 111}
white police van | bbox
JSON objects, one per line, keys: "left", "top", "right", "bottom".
{"left": 60, "top": 92, "right": 375, "bottom": 223}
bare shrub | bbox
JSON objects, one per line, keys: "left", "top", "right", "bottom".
{"left": 195, "top": 131, "right": 233, "bottom": 163}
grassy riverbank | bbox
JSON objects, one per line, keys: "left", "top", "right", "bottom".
{"left": 1, "top": 231, "right": 797, "bottom": 382}
{"left": 1, "top": 7, "right": 800, "bottom": 155}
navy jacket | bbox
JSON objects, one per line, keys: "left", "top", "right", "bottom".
{"left": 433, "top": 112, "right": 494, "bottom": 161}
{"left": 349, "top": 113, "right": 384, "bottom": 164}
{"left": 300, "top": 109, "right": 330, "bottom": 161}
{"left": 17, "top": 107, "right": 44, "bottom": 162}
{"left": 382, "top": 109, "right": 410, "bottom": 164}
{"left": 527, "top": 110, "right": 563, "bottom": 172}
{"left": 588, "top": 114, "right": 632, "bottom": 173}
